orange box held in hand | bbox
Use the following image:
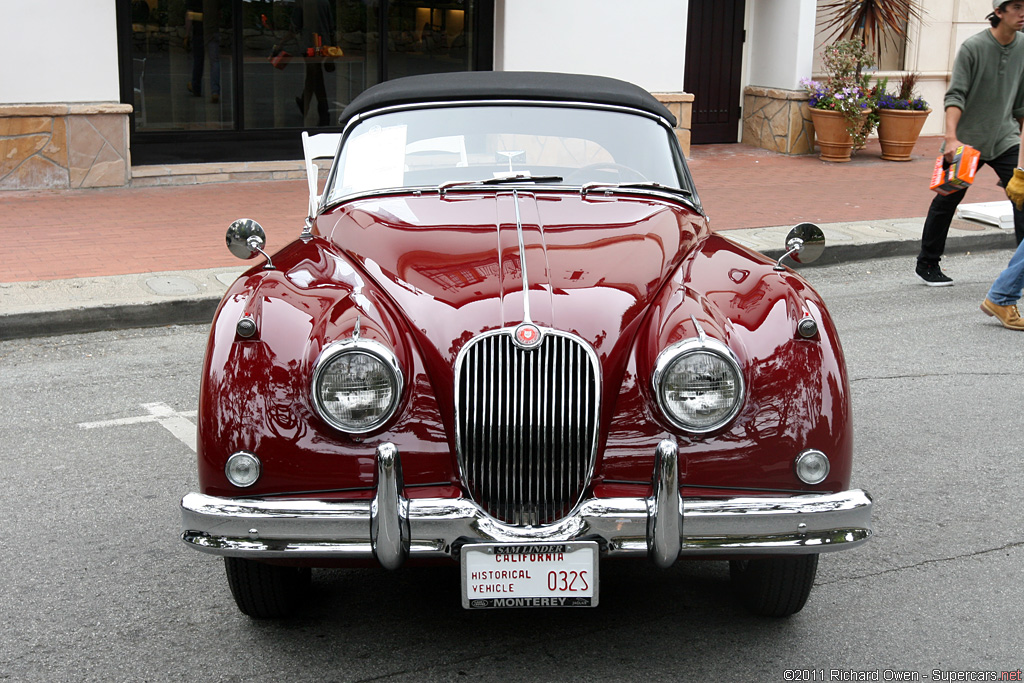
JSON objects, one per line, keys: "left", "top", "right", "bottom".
{"left": 269, "top": 50, "right": 291, "bottom": 70}
{"left": 930, "top": 145, "right": 980, "bottom": 195}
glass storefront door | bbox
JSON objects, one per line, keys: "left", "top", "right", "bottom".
{"left": 119, "top": 0, "right": 492, "bottom": 164}
{"left": 242, "top": 0, "right": 380, "bottom": 130}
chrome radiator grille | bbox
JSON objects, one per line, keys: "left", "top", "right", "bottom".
{"left": 455, "top": 329, "right": 600, "bottom": 526}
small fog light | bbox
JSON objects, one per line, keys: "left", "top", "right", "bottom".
{"left": 794, "top": 449, "right": 830, "bottom": 485}
{"left": 797, "top": 317, "right": 818, "bottom": 339}
{"left": 225, "top": 451, "right": 261, "bottom": 488}
{"left": 236, "top": 316, "right": 258, "bottom": 338}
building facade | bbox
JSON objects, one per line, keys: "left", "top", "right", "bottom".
{"left": 0, "top": 0, "right": 999, "bottom": 191}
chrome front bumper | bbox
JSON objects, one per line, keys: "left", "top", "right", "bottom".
{"left": 181, "top": 440, "right": 872, "bottom": 569}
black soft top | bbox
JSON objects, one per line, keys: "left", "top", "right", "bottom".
{"left": 337, "top": 71, "right": 676, "bottom": 128}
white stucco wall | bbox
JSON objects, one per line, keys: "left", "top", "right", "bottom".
{"left": 747, "top": 0, "right": 817, "bottom": 89}
{"left": 0, "top": 2, "right": 120, "bottom": 104}
{"left": 494, "top": 0, "right": 687, "bottom": 92}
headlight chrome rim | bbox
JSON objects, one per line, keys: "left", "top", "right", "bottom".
{"left": 794, "top": 449, "right": 830, "bottom": 485}
{"left": 312, "top": 338, "right": 404, "bottom": 434}
{"left": 652, "top": 336, "right": 745, "bottom": 434}
{"left": 225, "top": 450, "right": 262, "bottom": 488}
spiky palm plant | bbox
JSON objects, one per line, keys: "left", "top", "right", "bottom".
{"left": 819, "top": 0, "right": 924, "bottom": 59}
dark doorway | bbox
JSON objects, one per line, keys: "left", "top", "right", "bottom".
{"left": 684, "top": 0, "right": 745, "bottom": 144}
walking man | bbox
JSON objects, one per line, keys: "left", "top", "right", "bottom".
{"left": 982, "top": 145, "right": 1024, "bottom": 329}
{"left": 917, "top": 0, "right": 1024, "bottom": 286}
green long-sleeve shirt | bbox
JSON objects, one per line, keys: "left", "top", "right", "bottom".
{"left": 945, "top": 29, "right": 1024, "bottom": 160}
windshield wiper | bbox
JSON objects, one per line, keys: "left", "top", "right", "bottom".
{"left": 581, "top": 181, "right": 692, "bottom": 198}
{"left": 439, "top": 175, "right": 564, "bottom": 195}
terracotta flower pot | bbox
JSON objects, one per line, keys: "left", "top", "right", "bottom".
{"left": 877, "top": 108, "right": 932, "bottom": 161}
{"left": 807, "top": 107, "right": 862, "bottom": 163}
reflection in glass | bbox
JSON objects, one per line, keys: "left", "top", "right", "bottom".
{"left": 130, "top": 0, "right": 234, "bottom": 131}
{"left": 244, "top": 0, "right": 379, "bottom": 130}
{"left": 126, "top": 1, "right": 483, "bottom": 136}
{"left": 387, "top": 1, "right": 473, "bottom": 80}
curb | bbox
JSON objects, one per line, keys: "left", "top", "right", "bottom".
{"left": 762, "top": 229, "right": 1017, "bottom": 267}
{"left": 0, "top": 298, "right": 221, "bottom": 342}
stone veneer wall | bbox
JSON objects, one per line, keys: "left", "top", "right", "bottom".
{"left": 0, "top": 103, "right": 132, "bottom": 190}
{"left": 653, "top": 92, "right": 694, "bottom": 158}
{"left": 742, "top": 86, "right": 814, "bottom": 155}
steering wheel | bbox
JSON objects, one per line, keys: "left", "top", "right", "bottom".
{"left": 565, "top": 162, "right": 648, "bottom": 184}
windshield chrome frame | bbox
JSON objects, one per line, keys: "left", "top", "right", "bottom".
{"left": 320, "top": 99, "right": 702, "bottom": 215}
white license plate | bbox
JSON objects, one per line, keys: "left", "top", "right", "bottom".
{"left": 461, "top": 541, "right": 599, "bottom": 609}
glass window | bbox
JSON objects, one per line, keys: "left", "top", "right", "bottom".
{"left": 130, "top": 0, "right": 234, "bottom": 131}
{"left": 326, "top": 105, "right": 688, "bottom": 202}
{"left": 124, "top": 1, "right": 491, "bottom": 159}
{"left": 243, "top": 0, "right": 379, "bottom": 129}
{"left": 387, "top": 1, "right": 475, "bottom": 80}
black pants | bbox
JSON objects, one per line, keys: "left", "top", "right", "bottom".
{"left": 301, "top": 62, "right": 329, "bottom": 127}
{"left": 918, "top": 145, "right": 1024, "bottom": 264}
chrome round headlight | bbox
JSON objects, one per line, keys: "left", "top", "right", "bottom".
{"left": 312, "top": 339, "right": 403, "bottom": 434}
{"left": 653, "top": 337, "right": 744, "bottom": 433}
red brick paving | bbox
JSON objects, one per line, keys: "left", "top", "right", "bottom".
{"left": 692, "top": 136, "right": 1010, "bottom": 231}
{"left": 1, "top": 181, "right": 307, "bottom": 282}
{"left": 0, "top": 136, "right": 1013, "bottom": 283}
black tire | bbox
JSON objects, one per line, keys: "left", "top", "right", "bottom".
{"left": 224, "top": 557, "right": 311, "bottom": 619}
{"left": 729, "top": 554, "right": 818, "bottom": 617}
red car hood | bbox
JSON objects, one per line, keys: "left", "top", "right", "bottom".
{"left": 318, "top": 190, "right": 708, "bottom": 365}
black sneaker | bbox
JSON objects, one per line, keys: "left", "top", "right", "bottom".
{"left": 916, "top": 262, "right": 953, "bottom": 287}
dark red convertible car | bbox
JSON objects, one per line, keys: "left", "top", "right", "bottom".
{"left": 180, "top": 71, "right": 872, "bottom": 618}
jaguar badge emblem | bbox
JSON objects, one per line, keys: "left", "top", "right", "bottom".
{"left": 513, "top": 323, "right": 542, "bottom": 349}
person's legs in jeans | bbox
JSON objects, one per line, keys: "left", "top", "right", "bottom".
{"left": 987, "top": 237, "right": 1024, "bottom": 305}
{"left": 982, "top": 237, "right": 1024, "bottom": 329}
{"left": 982, "top": 145, "right": 1024, "bottom": 247}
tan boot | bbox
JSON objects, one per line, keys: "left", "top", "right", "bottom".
{"left": 981, "top": 298, "right": 1024, "bottom": 330}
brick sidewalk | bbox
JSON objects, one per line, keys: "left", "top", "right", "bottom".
{"left": 1, "top": 136, "right": 1012, "bottom": 284}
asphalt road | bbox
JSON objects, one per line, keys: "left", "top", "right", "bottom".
{"left": 1, "top": 248, "right": 1022, "bottom": 682}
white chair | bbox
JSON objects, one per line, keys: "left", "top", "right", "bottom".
{"left": 301, "top": 131, "right": 342, "bottom": 223}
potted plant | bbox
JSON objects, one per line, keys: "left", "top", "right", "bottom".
{"left": 874, "top": 72, "right": 931, "bottom": 161}
{"left": 802, "top": 39, "right": 875, "bottom": 162}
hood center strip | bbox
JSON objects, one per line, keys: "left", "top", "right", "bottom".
{"left": 512, "top": 189, "right": 532, "bottom": 324}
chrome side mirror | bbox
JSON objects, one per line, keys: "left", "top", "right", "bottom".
{"left": 774, "top": 222, "right": 825, "bottom": 271}
{"left": 226, "top": 218, "right": 274, "bottom": 270}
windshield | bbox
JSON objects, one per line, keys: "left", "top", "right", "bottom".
{"left": 324, "top": 104, "right": 691, "bottom": 203}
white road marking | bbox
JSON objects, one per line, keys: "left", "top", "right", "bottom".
{"left": 78, "top": 402, "right": 197, "bottom": 452}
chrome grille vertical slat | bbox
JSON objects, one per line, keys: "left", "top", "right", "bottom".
{"left": 541, "top": 345, "right": 551, "bottom": 523}
{"left": 498, "top": 337, "right": 507, "bottom": 521}
{"left": 518, "top": 349, "right": 525, "bottom": 527}
{"left": 528, "top": 348, "right": 536, "bottom": 523}
{"left": 455, "top": 329, "right": 599, "bottom": 526}
{"left": 561, "top": 337, "right": 570, "bottom": 512}
{"left": 577, "top": 344, "right": 585, "bottom": 493}
{"left": 486, "top": 336, "right": 496, "bottom": 516}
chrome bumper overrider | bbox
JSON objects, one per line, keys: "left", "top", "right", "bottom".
{"left": 181, "top": 440, "right": 872, "bottom": 569}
